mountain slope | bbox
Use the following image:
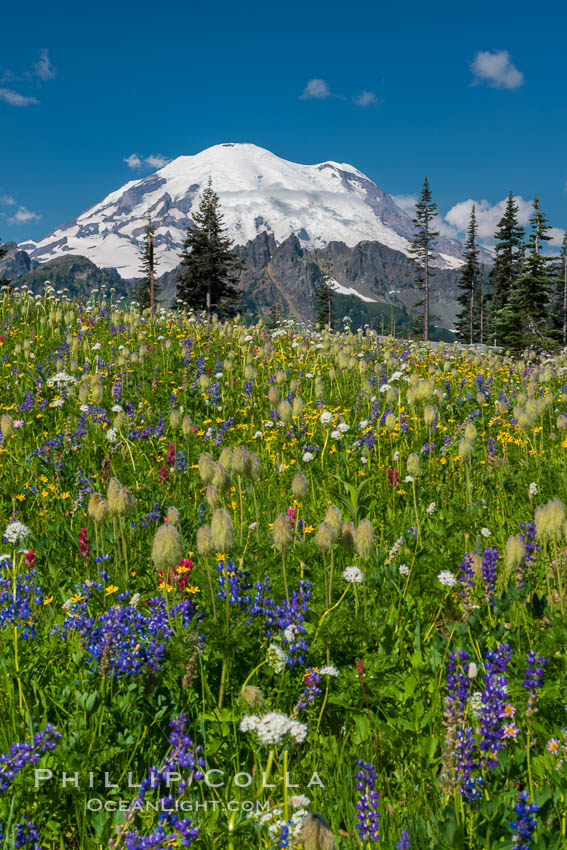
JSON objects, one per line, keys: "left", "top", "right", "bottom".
{"left": 23, "top": 143, "right": 474, "bottom": 278}
{"left": 9, "top": 255, "right": 128, "bottom": 299}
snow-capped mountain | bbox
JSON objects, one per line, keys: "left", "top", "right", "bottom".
{"left": 23, "top": 143, "right": 469, "bottom": 279}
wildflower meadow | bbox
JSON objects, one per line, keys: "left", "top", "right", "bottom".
{"left": 1, "top": 289, "right": 567, "bottom": 849}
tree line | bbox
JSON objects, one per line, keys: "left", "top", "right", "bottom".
{"left": 408, "top": 178, "right": 567, "bottom": 350}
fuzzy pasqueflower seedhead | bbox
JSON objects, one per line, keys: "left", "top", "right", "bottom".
{"left": 205, "top": 484, "right": 219, "bottom": 509}
{"left": 211, "top": 509, "right": 235, "bottom": 552}
{"left": 152, "top": 522, "right": 183, "bottom": 572}
{"left": 341, "top": 520, "right": 356, "bottom": 555}
{"left": 212, "top": 462, "right": 231, "bottom": 493}
{"left": 423, "top": 405, "right": 436, "bottom": 428}
{"left": 406, "top": 453, "right": 421, "bottom": 478}
{"left": 0, "top": 414, "right": 14, "bottom": 441}
{"left": 323, "top": 505, "right": 342, "bottom": 538}
{"left": 535, "top": 498, "right": 566, "bottom": 543}
{"left": 165, "top": 506, "right": 180, "bottom": 526}
{"left": 458, "top": 437, "right": 474, "bottom": 462}
{"left": 505, "top": 535, "right": 526, "bottom": 572}
{"left": 354, "top": 519, "right": 374, "bottom": 560}
{"left": 181, "top": 414, "right": 193, "bottom": 436}
{"left": 302, "top": 813, "right": 336, "bottom": 850}
{"left": 169, "top": 410, "right": 181, "bottom": 430}
{"left": 291, "top": 471, "right": 309, "bottom": 500}
{"left": 87, "top": 492, "right": 102, "bottom": 521}
{"left": 231, "top": 445, "right": 251, "bottom": 477}
{"left": 198, "top": 452, "right": 215, "bottom": 484}
{"left": 218, "top": 447, "right": 233, "bottom": 470}
{"left": 268, "top": 385, "right": 279, "bottom": 406}
{"left": 196, "top": 524, "right": 214, "bottom": 557}
{"left": 315, "top": 521, "right": 335, "bottom": 553}
{"left": 272, "top": 513, "right": 292, "bottom": 551}
{"left": 292, "top": 396, "right": 304, "bottom": 418}
{"left": 108, "top": 485, "right": 135, "bottom": 518}
{"left": 241, "top": 685, "right": 265, "bottom": 710}
{"left": 277, "top": 399, "right": 292, "bottom": 423}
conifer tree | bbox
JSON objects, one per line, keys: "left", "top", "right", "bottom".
{"left": 267, "top": 297, "right": 283, "bottom": 329}
{"left": 136, "top": 215, "right": 159, "bottom": 311}
{"left": 408, "top": 177, "right": 439, "bottom": 342}
{"left": 314, "top": 259, "right": 336, "bottom": 330}
{"left": 0, "top": 237, "right": 6, "bottom": 262}
{"left": 176, "top": 179, "right": 241, "bottom": 318}
{"left": 559, "top": 234, "right": 567, "bottom": 346}
{"left": 498, "top": 197, "right": 553, "bottom": 350}
{"left": 456, "top": 207, "right": 480, "bottom": 344}
{"left": 488, "top": 191, "right": 524, "bottom": 344}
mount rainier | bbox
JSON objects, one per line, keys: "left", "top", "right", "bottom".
{"left": 21, "top": 143, "right": 471, "bottom": 279}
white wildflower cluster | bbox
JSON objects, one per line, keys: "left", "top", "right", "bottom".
{"left": 470, "top": 691, "right": 483, "bottom": 718}
{"left": 239, "top": 711, "right": 308, "bottom": 745}
{"left": 46, "top": 371, "right": 77, "bottom": 388}
{"left": 529, "top": 482, "right": 538, "bottom": 496}
{"left": 4, "top": 521, "right": 31, "bottom": 545}
{"left": 251, "top": 805, "right": 309, "bottom": 847}
{"left": 51, "top": 398, "right": 65, "bottom": 408}
{"left": 330, "top": 430, "right": 343, "bottom": 440}
{"left": 267, "top": 643, "right": 287, "bottom": 673}
{"left": 343, "top": 566, "right": 364, "bottom": 584}
{"left": 480, "top": 528, "right": 491, "bottom": 538}
{"left": 320, "top": 411, "right": 333, "bottom": 425}
{"left": 106, "top": 428, "right": 118, "bottom": 443}
{"left": 426, "top": 502, "right": 436, "bottom": 515}
{"left": 398, "top": 564, "right": 410, "bottom": 576}
{"left": 302, "top": 451, "right": 315, "bottom": 463}
{"left": 437, "top": 570, "right": 457, "bottom": 588}
{"left": 319, "top": 665, "right": 339, "bottom": 677}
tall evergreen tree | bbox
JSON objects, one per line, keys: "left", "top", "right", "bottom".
{"left": 407, "top": 177, "right": 439, "bottom": 342}
{"left": 136, "top": 215, "right": 159, "bottom": 311}
{"left": 498, "top": 197, "right": 553, "bottom": 350}
{"left": 488, "top": 190, "right": 525, "bottom": 344}
{"left": 456, "top": 206, "right": 481, "bottom": 344}
{"left": 176, "top": 179, "right": 241, "bottom": 318}
{"left": 559, "top": 234, "right": 567, "bottom": 346}
{"left": 0, "top": 237, "right": 6, "bottom": 262}
{"left": 314, "top": 259, "right": 336, "bottom": 330}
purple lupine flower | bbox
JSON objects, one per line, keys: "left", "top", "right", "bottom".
{"left": 355, "top": 760, "right": 381, "bottom": 842}
{"left": 295, "top": 668, "right": 322, "bottom": 712}
{"left": 479, "top": 644, "right": 513, "bottom": 767}
{"left": 509, "top": 791, "right": 539, "bottom": 849}
{"left": 14, "top": 818, "right": 41, "bottom": 850}
{"left": 523, "top": 651, "right": 547, "bottom": 716}
{"left": 446, "top": 650, "right": 470, "bottom": 713}
{"left": 397, "top": 829, "right": 411, "bottom": 850}
{"left": 0, "top": 725, "right": 61, "bottom": 793}
{"left": 481, "top": 548, "right": 499, "bottom": 599}
{"left": 455, "top": 726, "right": 483, "bottom": 801}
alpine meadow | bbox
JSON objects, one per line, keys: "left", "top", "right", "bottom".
{"left": 2, "top": 4, "right": 567, "bottom": 848}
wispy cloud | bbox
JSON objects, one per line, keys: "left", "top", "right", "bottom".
{"left": 470, "top": 50, "right": 524, "bottom": 89}
{"left": 354, "top": 90, "right": 378, "bottom": 107}
{"left": 0, "top": 49, "right": 56, "bottom": 106}
{"left": 0, "top": 88, "right": 39, "bottom": 107}
{"left": 7, "top": 206, "right": 41, "bottom": 224}
{"left": 30, "top": 49, "right": 56, "bottom": 81}
{"left": 0, "top": 194, "right": 15, "bottom": 205}
{"left": 124, "top": 153, "right": 171, "bottom": 170}
{"left": 300, "top": 79, "right": 331, "bottom": 100}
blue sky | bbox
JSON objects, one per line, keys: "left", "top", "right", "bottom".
{"left": 1, "top": 0, "right": 566, "bottom": 247}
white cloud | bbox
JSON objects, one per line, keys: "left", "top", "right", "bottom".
{"left": 354, "top": 90, "right": 378, "bottom": 107}
{"left": 8, "top": 206, "right": 41, "bottom": 224}
{"left": 300, "top": 79, "right": 331, "bottom": 100}
{"left": 470, "top": 50, "right": 524, "bottom": 89}
{"left": 124, "top": 153, "right": 143, "bottom": 169}
{"left": 445, "top": 196, "right": 565, "bottom": 246}
{"left": 0, "top": 195, "right": 15, "bottom": 205}
{"left": 0, "top": 88, "right": 39, "bottom": 107}
{"left": 31, "top": 49, "right": 56, "bottom": 81}
{"left": 392, "top": 194, "right": 417, "bottom": 215}
{"left": 145, "top": 154, "right": 170, "bottom": 169}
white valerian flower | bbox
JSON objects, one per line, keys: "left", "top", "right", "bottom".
{"left": 404, "top": 475, "right": 414, "bottom": 483}
{"left": 529, "top": 482, "right": 538, "bottom": 496}
{"left": 244, "top": 335, "right": 253, "bottom": 342}
{"left": 481, "top": 528, "right": 491, "bottom": 538}
{"left": 79, "top": 404, "right": 89, "bottom": 413}
{"left": 106, "top": 428, "right": 118, "bottom": 443}
{"left": 361, "top": 456, "right": 368, "bottom": 465}
{"left": 267, "top": 643, "right": 287, "bottom": 673}
{"left": 330, "top": 430, "right": 343, "bottom": 440}
{"left": 92, "top": 342, "right": 102, "bottom": 351}
{"left": 343, "top": 566, "right": 364, "bottom": 583}
{"left": 264, "top": 420, "right": 274, "bottom": 428}
{"left": 398, "top": 564, "right": 410, "bottom": 576}
{"left": 302, "top": 451, "right": 315, "bottom": 463}
{"left": 51, "top": 398, "right": 65, "bottom": 408}
{"left": 215, "top": 372, "right": 223, "bottom": 378}
{"left": 305, "top": 372, "right": 314, "bottom": 379}
{"left": 46, "top": 371, "right": 77, "bottom": 388}
{"left": 319, "top": 665, "right": 339, "bottom": 677}
{"left": 240, "top": 711, "right": 307, "bottom": 746}
{"left": 253, "top": 431, "right": 263, "bottom": 439}
{"left": 289, "top": 794, "right": 310, "bottom": 808}
{"left": 379, "top": 383, "right": 392, "bottom": 393}
{"left": 359, "top": 419, "right": 369, "bottom": 429}
{"left": 390, "top": 371, "right": 403, "bottom": 381}
{"left": 320, "top": 411, "right": 333, "bottom": 425}
{"left": 111, "top": 404, "right": 124, "bottom": 413}
{"left": 4, "top": 521, "right": 31, "bottom": 545}
{"left": 438, "top": 570, "right": 457, "bottom": 588}
{"left": 426, "top": 502, "right": 436, "bottom": 515}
